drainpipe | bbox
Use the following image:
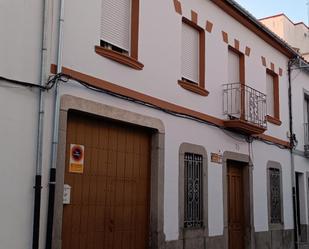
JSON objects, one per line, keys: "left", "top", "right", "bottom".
{"left": 32, "top": 0, "right": 50, "bottom": 248}
{"left": 288, "top": 58, "right": 299, "bottom": 249}
{"left": 45, "top": 0, "right": 65, "bottom": 248}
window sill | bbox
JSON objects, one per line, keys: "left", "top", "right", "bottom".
{"left": 94, "top": 45, "right": 144, "bottom": 70}
{"left": 267, "top": 115, "right": 282, "bottom": 126}
{"left": 178, "top": 80, "right": 209, "bottom": 96}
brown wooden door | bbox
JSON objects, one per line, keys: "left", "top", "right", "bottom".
{"left": 227, "top": 162, "right": 245, "bottom": 249}
{"left": 62, "top": 112, "right": 151, "bottom": 249}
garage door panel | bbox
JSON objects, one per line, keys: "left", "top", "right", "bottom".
{"left": 62, "top": 112, "right": 151, "bottom": 249}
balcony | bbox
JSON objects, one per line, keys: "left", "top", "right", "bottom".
{"left": 223, "top": 83, "right": 267, "bottom": 135}
{"left": 304, "top": 123, "right": 309, "bottom": 157}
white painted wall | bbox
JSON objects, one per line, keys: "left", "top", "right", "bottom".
{"left": 0, "top": 0, "right": 304, "bottom": 247}
{"left": 0, "top": 83, "right": 39, "bottom": 248}
{"left": 0, "top": 0, "right": 43, "bottom": 83}
{"left": 53, "top": 81, "right": 295, "bottom": 239}
{"left": 0, "top": 0, "right": 49, "bottom": 248}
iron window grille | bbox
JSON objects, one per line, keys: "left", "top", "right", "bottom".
{"left": 269, "top": 168, "right": 282, "bottom": 224}
{"left": 184, "top": 153, "right": 203, "bottom": 228}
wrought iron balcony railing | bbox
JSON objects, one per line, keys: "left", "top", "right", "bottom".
{"left": 223, "top": 83, "right": 267, "bottom": 133}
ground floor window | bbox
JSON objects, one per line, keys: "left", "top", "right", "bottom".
{"left": 267, "top": 161, "right": 283, "bottom": 229}
{"left": 184, "top": 152, "right": 203, "bottom": 228}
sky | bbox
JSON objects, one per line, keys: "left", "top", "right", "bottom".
{"left": 234, "top": 0, "right": 309, "bottom": 25}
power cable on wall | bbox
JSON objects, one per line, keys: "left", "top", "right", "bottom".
{"left": 0, "top": 74, "right": 62, "bottom": 91}
{"left": 56, "top": 74, "right": 289, "bottom": 150}
{"left": 0, "top": 72, "right": 289, "bottom": 150}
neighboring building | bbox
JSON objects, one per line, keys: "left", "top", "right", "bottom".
{"left": 290, "top": 58, "right": 309, "bottom": 249}
{"left": 0, "top": 1, "right": 309, "bottom": 249}
{"left": 260, "top": 13, "right": 309, "bottom": 61}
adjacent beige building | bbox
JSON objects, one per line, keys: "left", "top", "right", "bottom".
{"left": 260, "top": 13, "right": 309, "bottom": 61}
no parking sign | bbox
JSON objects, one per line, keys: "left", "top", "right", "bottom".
{"left": 69, "top": 144, "right": 85, "bottom": 174}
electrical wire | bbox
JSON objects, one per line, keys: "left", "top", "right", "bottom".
{"left": 57, "top": 73, "right": 290, "bottom": 150}
{"left": 0, "top": 74, "right": 61, "bottom": 91}
{"left": 2, "top": 72, "right": 288, "bottom": 150}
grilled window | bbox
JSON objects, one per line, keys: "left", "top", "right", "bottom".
{"left": 269, "top": 168, "right": 282, "bottom": 224}
{"left": 184, "top": 153, "right": 203, "bottom": 228}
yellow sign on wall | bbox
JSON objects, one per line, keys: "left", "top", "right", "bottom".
{"left": 69, "top": 144, "right": 85, "bottom": 174}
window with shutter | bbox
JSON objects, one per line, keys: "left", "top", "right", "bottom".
{"left": 95, "top": 0, "right": 144, "bottom": 70}
{"left": 178, "top": 18, "right": 208, "bottom": 96}
{"left": 182, "top": 23, "right": 199, "bottom": 84}
{"left": 101, "top": 0, "right": 131, "bottom": 54}
{"left": 266, "top": 73, "right": 274, "bottom": 117}
{"left": 266, "top": 69, "right": 281, "bottom": 125}
{"left": 228, "top": 49, "right": 240, "bottom": 84}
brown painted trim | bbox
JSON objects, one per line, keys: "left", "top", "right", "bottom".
{"left": 245, "top": 46, "right": 251, "bottom": 56}
{"left": 205, "top": 20, "right": 213, "bottom": 33}
{"left": 223, "top": 119, "right": 266, "bottom": 135}
{"left": 270, "top": 62, "right": 275, "bottom": 71}
{"left": 222, "top": 31, "right": 229, "bottom": 44}
{"left": 254, "top": 134, "right": 290, "bottom": 148}
{"left": 178, "top": 80, "right": 209, "bottom": 96}
{"left": 210, "top": 0, "right": 294, "bottom": 58}
{"left": 173, "top": 0, "right": 182, "bottom": 15}
{"left": 50, "top": 65, "right": 290, "bottom": 148}
{"left": 131, "top": 0, "right": 139, "bottom": 59}
{"left": 191, "top": 10, "right": 198, "bottom": 24}
{"left": 57, "top": 65, "right": 222, "bottom": 126}
{"left": 266, "top": 68, "right": 280, "bottom": 121}
{"left": 94, "top": 45, "right": 144, "bottom": 70}
{"left": 50, "top": 64, "right": 57, "bottom": 74}
{"left": 267, "top": 115, "right": 282, "bottom": 126}
{"left": 234, "top": 39, "right": 240, "bottom": 50}
{"left": 182, "top": 17, "right": 206, "bottom": 91}
{"left": 279, "top": 68, "right": 283, "bottom": 76}
{"left": 261, "top": 56, "right": 267, "bottom": 67}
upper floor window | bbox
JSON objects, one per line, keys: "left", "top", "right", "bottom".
{"left": 178, "top": 18, "right": 208, "bottom": 96}
{"left": 95, "top": 0, "right": 144, "bottom": 70}
{"left": 266, "top": 69, "right": 281, "bottom": 125}
{"left": 181, "top": 22, "right": 199, "bottom": 84}
{"left": 228, "top": 46, "right": 244, "bottom": 84}
{"left": 101, "top": 0, "right": 131, "bottom": 55}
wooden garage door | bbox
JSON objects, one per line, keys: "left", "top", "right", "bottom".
{"left": 62, "top": 112, "right": 151, "bottom": 249}
{"left": 227, "top": 162, "right": 245, "bottom": 249}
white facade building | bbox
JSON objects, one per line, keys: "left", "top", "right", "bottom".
{"left": 0, "top": 0, "right": 309, "bottom": 249}
{"left": 260, "top": 14, "right": 309, "bottom": 61}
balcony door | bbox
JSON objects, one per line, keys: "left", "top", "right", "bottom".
{"left": 228, "top": 46, "right": 245, "bottom": 119}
